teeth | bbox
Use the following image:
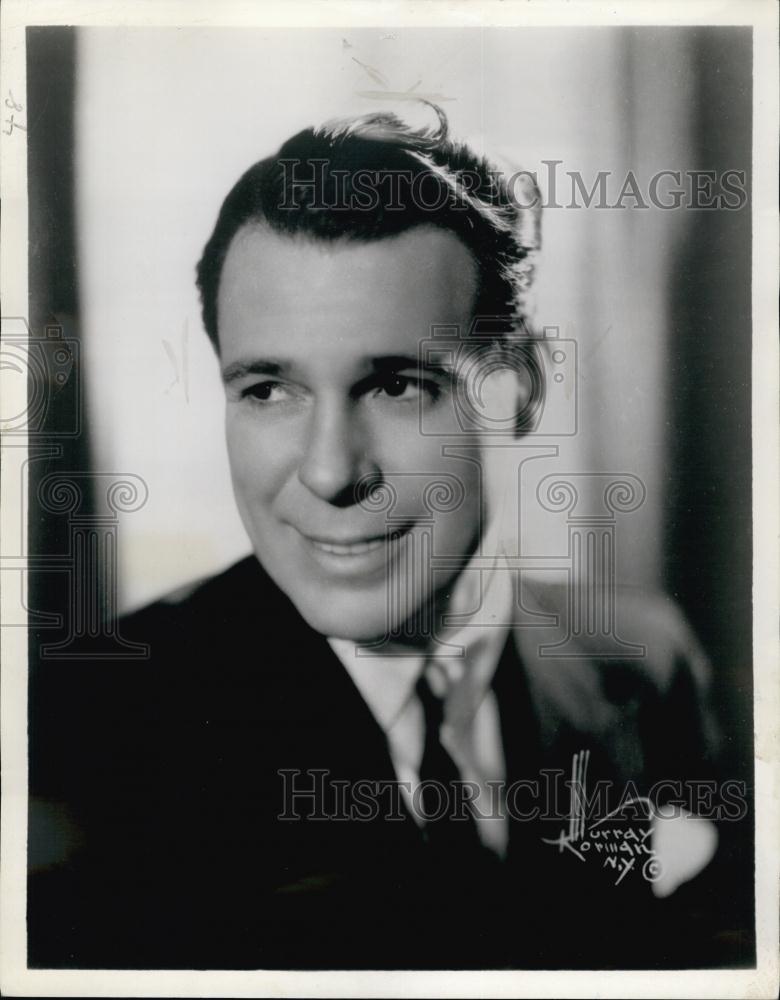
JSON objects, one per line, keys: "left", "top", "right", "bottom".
{"left": 312, "top": 538, "right": 385, "bottom": 556}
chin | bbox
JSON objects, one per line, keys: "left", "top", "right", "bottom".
{"left": 291, "top": 590, "right": 419, "bottom": 644}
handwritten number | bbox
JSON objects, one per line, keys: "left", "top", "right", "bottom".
{"left": 4, "top": 91, "right": 25, "bottom": 135}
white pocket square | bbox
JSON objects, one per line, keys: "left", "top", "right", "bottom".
{"left": 650, "top": 808, "right": 718, "bottom": 899}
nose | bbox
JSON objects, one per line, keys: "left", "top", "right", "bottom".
{"left": 297, "top": 398, "right": 377, "bottom": 506}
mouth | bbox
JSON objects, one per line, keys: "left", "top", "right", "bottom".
{"left": 308, "top": 536, "right": 387, "bottom": 556}
{"left": 298, "top": 524, "right": 413, "bottom": 567}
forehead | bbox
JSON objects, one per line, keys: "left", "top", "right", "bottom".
{"left": 216, "top": 223, "right": 478, "bottom": 363}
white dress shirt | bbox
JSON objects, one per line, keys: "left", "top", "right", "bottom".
{"left": 328, "top": 534, "right": 514, "bottom": 857}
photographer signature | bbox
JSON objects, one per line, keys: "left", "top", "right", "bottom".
{"left": 540, "top": 749, "right": 663, "bottom": 887}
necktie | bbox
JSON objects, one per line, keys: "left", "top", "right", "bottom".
{"left": 415, "top": 672, "right": 482, "bottom": 853}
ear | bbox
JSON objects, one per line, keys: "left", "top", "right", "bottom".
{"left": 507, "top": 337, "right": 546, "bottom": 437}
{"left": 475, "top": 362, "right": 533, "bottom": 429}
{"left": 513, "top": 361, "right": 534, "bottom": 414}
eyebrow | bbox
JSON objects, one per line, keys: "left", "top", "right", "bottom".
{"left": 221, "top": 359, "right": 283, "bottom": 385}
{"left": 369, "top": 355, "right": 452, "bottom": 378}
{"left": 221, "top": 354, "right": 453, "bottom": 385}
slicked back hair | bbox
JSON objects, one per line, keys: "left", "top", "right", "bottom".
{"left": 196, "top": 103, "right": 542, "bottom": 355}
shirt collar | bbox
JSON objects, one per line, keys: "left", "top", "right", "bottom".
{"left": 327, "top": 637, "right": 423, "bottom": 731}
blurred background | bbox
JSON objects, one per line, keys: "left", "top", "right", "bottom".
{"left": 26, "top": 25, "right": 752, "bottom": 773}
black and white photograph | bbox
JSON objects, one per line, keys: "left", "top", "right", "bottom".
{"left": 1, "top": 0, "right": 778, "bottom": 996}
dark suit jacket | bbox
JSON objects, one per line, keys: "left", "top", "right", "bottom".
{"left": 27, "top": 556, "right": 753, "bottom": 969}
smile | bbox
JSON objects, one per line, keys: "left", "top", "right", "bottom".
{"left": 309, "top": 537, "right": 387, "bottom": 556}
{"left": 298, "top": 524, "right": 413, "bottom": 570}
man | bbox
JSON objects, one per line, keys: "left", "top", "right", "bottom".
{"left": 29, "top": 105, "right": 737, "bottom": 970}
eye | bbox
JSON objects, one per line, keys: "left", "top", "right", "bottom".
{"left": 380, "top": 375, "right": 415, "bottom": 398}
{"left": 242, "top": 381, "right": 290, "bottom": 403}
{"left": 372, "top": 374, "right": 440, "bottom": 402}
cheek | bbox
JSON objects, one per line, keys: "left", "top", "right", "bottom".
{"left": 382, "top": 438, "right": 484, "bottom": 548}
{"left": 225, "top": 412, "right": 294, "bottom": 511}
{"left": 436, "top": 461, "right": 484, "bottom": 549}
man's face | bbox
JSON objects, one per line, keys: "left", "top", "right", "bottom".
{"left": 217, "top": 223, "right": 484, "bottom": 642}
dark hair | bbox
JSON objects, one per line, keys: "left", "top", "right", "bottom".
{"left": 195, "top": 103, "right": 541, "bottom": 352}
